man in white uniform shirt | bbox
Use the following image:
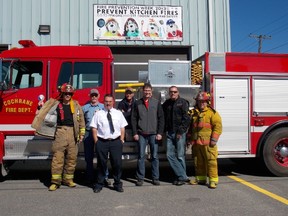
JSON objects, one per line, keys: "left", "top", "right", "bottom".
{"left": 90, "top": 94, "right": 127, "bottom": 193}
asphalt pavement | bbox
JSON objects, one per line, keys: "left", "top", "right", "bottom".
{"left": 0, "top": 159, "right": 287, "bottom": 216}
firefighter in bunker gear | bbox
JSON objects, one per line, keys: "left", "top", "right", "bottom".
{"left": 32, "top": 83, "right": 85, "bottom": 191}
{"left": 188, "top": 92, "right": 222, "bottom": 189}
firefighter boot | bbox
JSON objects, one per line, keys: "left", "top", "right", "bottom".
{"left": 62, "top": 179, "right": 77, "bottom": 188}
{"left": 49, "top": 184, "right": 60, "bottom": 191}
{"left": 190, "top": 178, "right": 206, "bottom": 185}
{"left": 209, "top": 181, "right": 217, "bottom": 189}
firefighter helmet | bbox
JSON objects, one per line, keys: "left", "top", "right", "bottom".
{"left": 196, "top": 91, "right": 210, "bottom": 101}
{"left": 60, "top": 83, "right": 75, "bottom": 94}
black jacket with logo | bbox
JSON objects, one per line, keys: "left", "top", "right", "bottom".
{"left": 162, "top": 97, "right": 190, "bottom": 135}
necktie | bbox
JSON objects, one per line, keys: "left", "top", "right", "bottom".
{"left": 107, "top": 110, "right": 115, "bottom": 134}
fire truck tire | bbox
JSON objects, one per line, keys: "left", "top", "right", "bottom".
{"left": 263, "top": 128, "right": 288, "bottom": 177}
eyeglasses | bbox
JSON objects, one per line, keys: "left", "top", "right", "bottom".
{"left": 90, "top": 93, "right": 98, "bottom": 97}
{"left": 64, "top": 93, "right": 73, "bottom": 96}
{"left": 169, "top": 91, "right": 178, "bottom": 94}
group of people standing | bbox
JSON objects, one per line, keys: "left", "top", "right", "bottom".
{"left": 32, "top": 82, "right": 222, "bottom": 193}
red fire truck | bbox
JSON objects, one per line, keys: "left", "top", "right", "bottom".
{"left": 192, "top": 52, "right": 288, "bottom": 177}
{"left": 0, "top": 41, "right": 288, "bottom": 177}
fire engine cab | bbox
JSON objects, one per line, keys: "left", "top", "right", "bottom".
{"left": 0, "top": 40, "right": 114, "bottom": 176}
{"left": 0, "top": 40, "right": 288, "bottom": 177}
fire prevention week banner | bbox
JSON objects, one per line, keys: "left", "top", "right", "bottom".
{"left": 93, "top": 5, "right": 183, "bottom": 41}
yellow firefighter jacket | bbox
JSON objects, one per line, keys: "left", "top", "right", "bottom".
{"left": 188, "top": 106, "right": 222, "bottom": 145}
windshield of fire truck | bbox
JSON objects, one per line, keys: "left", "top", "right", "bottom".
{"left": 0, "top": 59, "right": 11, "bottom": 90}
{"left": 0, "top": 59, "right": 42, "bottom": 90}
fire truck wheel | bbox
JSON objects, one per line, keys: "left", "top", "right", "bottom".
{"left": 263, "top": 128, "right": 288, "bottom": 177}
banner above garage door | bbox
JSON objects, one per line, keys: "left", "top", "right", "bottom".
{"left": 93, "top": 4, "right": 183, "bottom": 41}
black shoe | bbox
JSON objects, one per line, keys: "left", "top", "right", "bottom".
{"left": 172, "top": 180, "right": 178, "bottom": 185}
{"left": 104, "top": 178, "right": 111, "bottom": 186}
{"left": 114, "top": 187, "right": 124, "bottom": 192}
{"left": 93, "top": 187, "right": 102, "bottom": 193}
{"left": 135, "top": 179, "right": 144, "bottom": 186}
{"left": 175, "top": 180, "right": 185, "bottom": 186}
{"left": 152, "top": 179, "right": 160, "bottom": 186}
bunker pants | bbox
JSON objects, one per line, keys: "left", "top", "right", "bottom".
{"left": 51, "top": 126, "right": 78, "bottom": 185}
{"left": 192, "top": 144, "right": 218, "bottom": 184}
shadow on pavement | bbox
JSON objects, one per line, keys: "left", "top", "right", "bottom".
{"left": 1, "top": 157, "right": 274, "bottom": 187}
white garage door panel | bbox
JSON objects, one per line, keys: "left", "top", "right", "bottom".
{"left": 215, "top": 78, "right": 249, "bottom": 152}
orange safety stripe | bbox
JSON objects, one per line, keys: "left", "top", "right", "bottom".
{"left": 193, "top": 122, "right": 212, "bottom": 129}
{"left": 192, "top": 139, "right": 211, "bottom": 145}
{"left": 211, "top": 132, "right": 220, "bottom": 140}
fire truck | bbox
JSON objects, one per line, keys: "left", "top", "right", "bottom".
{"left": 0, "top": 40, "right": 288, "bottom": 177}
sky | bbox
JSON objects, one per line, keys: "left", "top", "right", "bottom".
{"left": 230, "top": 0, "right": 288, "bottom": 54}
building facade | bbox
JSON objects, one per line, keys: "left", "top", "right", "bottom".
{"left": 0, "top": 0, "right": 231, "bottom": 84}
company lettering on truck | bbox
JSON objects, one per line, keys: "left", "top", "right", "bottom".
{"left": 3, "top": 98, "right": 33, "bottom": 113}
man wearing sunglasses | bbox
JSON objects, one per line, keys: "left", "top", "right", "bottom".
{"left": 82, "top": 89, "right": 110, "bottom": 187}
{"left": 162, "top": 86, "right": 190, "bottom": 186}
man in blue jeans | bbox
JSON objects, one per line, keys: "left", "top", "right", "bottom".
{"left": 162, "top": 86, "right": 191, "bottom": 185}
{"left": 131, "top": 83, "right": 165, "bottom": 186}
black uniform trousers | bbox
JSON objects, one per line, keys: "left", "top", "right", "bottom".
{"left": 95, "top": 137, "right": 123, "bottom": 190}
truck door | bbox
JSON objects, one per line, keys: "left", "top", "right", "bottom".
{"left": 53, "top": 61, "right": 106, "bottom": 105}
{"left": 214, "top": 77, "right": 250, "bottom": 153}
{"left": 0, "top": 60, "right": 46, "bottom": 130}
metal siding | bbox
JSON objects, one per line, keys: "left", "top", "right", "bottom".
{"left": 0, "top": 0, "right": 231, "bottom": 59}
{"left": 213, "top": 0, "right": 231, "bottom": 52}
{"left": 31, "top": 0, "right": 41, "bottom": 45}
{"left": 79, "top": 0, "right": 89, "bottom": 44}
{"left": 51, "top": 0, "right": 61, "bottom": 45}
{"left": 40, "top": 0, "right": 52, "bottom": 45}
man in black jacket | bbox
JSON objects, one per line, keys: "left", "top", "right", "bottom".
{"left": 162, "top": 86, "right": 190, "bottom": 185}
{"left": 131, "top": 83, "right": 165, "bottom": 186}
{"left": 117, "top": 87, "right": 136, "bottom": 129}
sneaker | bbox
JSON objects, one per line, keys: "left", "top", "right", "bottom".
{"left": 152, "top": 179, "right": 160, "bottom": 186}
{"left": 172, "top": 180, "right": 178, "bottom": 185}
{"left": 49, "top": 184, "right": 59, "bottom": 191}
{"left": 175, "top": 180, "right": 185, "bottom": 186}
{"left": 209, "top": 182, "right": 217, "bottom": 189}
{"left": 104, "top": 178, "right": 111, "bottom": 186}
{"left": 62, "top": 180, "right": 76, "bottom": 188}
{"left": 190, "top": 179, "right": 206, "bottom": 185}
{"left": 184, "top": 178, "right": 190, "bottom": 183}
{"left": 135, "top": 179, "right": 144, "bottom": 186}
{"left": 173, "top": 178, "right": 189, "bottom": 185}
